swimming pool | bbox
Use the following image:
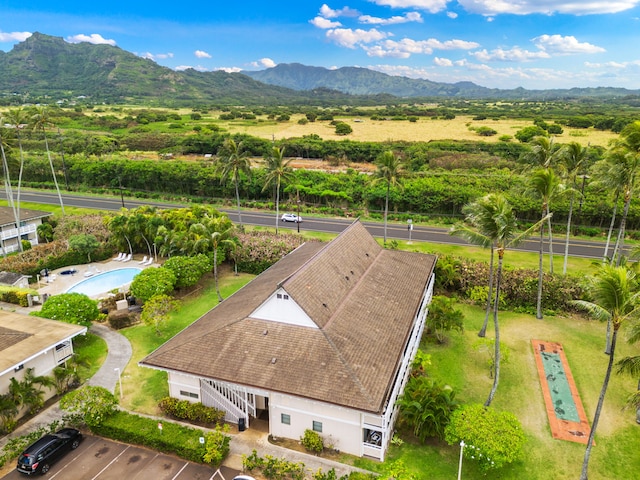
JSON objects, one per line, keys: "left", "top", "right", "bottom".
{"left": 66, "top": 268, "right": 142, "bottom": 297}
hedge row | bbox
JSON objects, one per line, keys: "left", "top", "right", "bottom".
{"left": 158, "top": 397, "right": 225, "bottom": 426}
{"left": 0, "top": 286, "right": 37, "bottom": 307}
{"left": 90, "top": 410, "right": 207, "bottom": 463}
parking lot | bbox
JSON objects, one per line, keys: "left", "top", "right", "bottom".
{"left": 3, "top": 435, "right": 240, "bottom": 480}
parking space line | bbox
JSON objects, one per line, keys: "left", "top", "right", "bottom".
{"left": 170, "top": 462, "right": 189, "bottom": 479}
{"left": 91, "top": 445, "right": 131, "bottom": 479}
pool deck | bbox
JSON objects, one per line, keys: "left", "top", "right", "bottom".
{"left": 531, "top": 339, "right": 592, "bottom": 444}
{"left": 35, "top": 255, "right": 157, "bottom": 301}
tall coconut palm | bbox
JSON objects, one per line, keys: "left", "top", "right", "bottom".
{"left": 4, "top": 108, "right": 28, "bottom": 252}
{"left": 31, "top": 107, "right": 65, "bottom": 215}
{"left": 590, "top": 157, "right": 624, "bottom": 264}
{"left": 528, "top": 168, "right": 563, "bottom": 319}
{"left": 608, "top": 122, "right": 640, "bottom": 267}
{"left": 262, "top": 146, "right": 294, "bottom": 234}
{"left": 451, "top": 194, "right": 544, "bottom": 406}
{"left": 616, "top": 318, "right": 640, "bottom": 423}
{"left": 451, "top": 195, "right": 499, "bottom": 337}
{"left": 558, "top": 142, "right": 589, "bottom": 274}
{"left": 572, "top": 265, "right": 640, "bottom": 480}
{"left": 524, "top": 135, "right": 562, "bottom": 169}
{"left": 217, "top": 138, "right": 251, "bottom": 229}
{"left": 374, "top": 150, "right": 403, "bottom": 245}
{"left": 0, "top": 123, "right": 20, "bottom": 256}
{"left": 209, "top": 223, "right": 237, "bottom": 302}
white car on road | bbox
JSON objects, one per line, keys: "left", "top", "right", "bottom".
{"left": 281, "top": 213, "right": 302, "bottom": 223}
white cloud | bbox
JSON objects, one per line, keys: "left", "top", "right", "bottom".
{"left": 470, "top": 47, "right": 550, "bottom": 62}
{"left": 319, "top": 4, "right": 360, "bottom": 18}
{"left": 0, "top": 31, "right": 32, "bottom": 42}
{"left": 214, "top": 66, "right": 243, "bottom": 73}
{"left": 359, "top": 12, "right": 423, "bottom": 25}
{"left": 66, "top": 34, "right": 116, "bottom": 46}
{"left": 194, "top": 50, "right": 212, "bottom": 59}
{"left": 434, "top": 56, "right": 453, "bottom": 66}
{"left": 369, "top": 0, "right": 449, "bottom": 13}
{"left": 533, "top": 34, "right": 606, "bottom": 54}
{"left": 364, "top": 37, "right": 479, "bottom": 58}
{"left": 585, "top": 60, "right": 640, "bottom": 69}
{"left": 175, "top": 65, "right": 193, "bottom": 71}
{"left": 249, "top": 57, "right": 277, "bottom": 68}
{"left": 311, "top": 16, "right": 342, "bottom": 28}
{"left": 139, "top": 52, "right": 174, "bottom": 61}
{"left": 447, "top": 11, "right": 458, "bottom": 18}
{"left": 457, "top": 0, "right": 640, "bottom": 15}
{"left": 325, "top": 28, "right": 388, "bottom": 48}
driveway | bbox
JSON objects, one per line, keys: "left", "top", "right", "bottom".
{"left": 2, "top": 435, "right": 239, "bottom": 480}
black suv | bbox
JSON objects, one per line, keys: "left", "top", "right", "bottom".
{"left": 16, "top": 428, "right": 82, "bottom": 475}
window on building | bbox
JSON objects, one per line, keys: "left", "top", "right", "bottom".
{"left": 179, "top": 390, "right": 199, "bottom": 399}
{"left": 281, "top": 413, "right": 291, "bottom": 425}
{"left": 312, "top": 421, "right": 323, "bottom": 433}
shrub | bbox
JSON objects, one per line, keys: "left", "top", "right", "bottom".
{"left": 90, "top": 410, "right": 212, "bottom": 464}
{"left": 242, "top": 449, "right": 306, "bottom": 480}
{"left": 158, "top": 397, "right": 225, "bottom": 425}
{"left": 235, "top": 231, "right": 307, "bottom": 274}
{"left": 60, "top": 386, "right": 118, "bottom": 427}
{"left": 301, "top": 429, "right": 324, "bottom": 453}
{"left": 163, "top": 254, "right": 212, "bottom": 289}
{"left": 130, "top": 267, "right": 176, "bottom": 302}
{"left": 0, "top": 286, "right": 36, "bottom": 307}
{"left": 444, "top": 403, "right": 525, "bottom": 471}
{"left": 32, "top": 292, "right": 101, "bottom": 327}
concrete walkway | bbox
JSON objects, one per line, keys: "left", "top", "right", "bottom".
{"left": 0, "top": 322, "right": 371, "bottom": 478}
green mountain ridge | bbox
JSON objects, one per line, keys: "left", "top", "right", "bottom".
{"left": 1, "top": 33, "right": 639, "bottom": 105}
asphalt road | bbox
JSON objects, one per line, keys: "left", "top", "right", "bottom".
{"left": 3, "top": 189, "right": 615, "bottom": 260}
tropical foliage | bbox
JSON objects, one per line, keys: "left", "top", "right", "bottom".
{"left": 32, "top": 292, "right": 101, "bottom": 327}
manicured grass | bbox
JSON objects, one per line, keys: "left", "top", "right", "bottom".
{"left": 73, "top": 332, "right": 108, "bottom": 382}
{"left": 418, "top": 303, "right": 640, "bottom": 480}
{"left": 119, "top": 271, "right": 253, "bottom": 414}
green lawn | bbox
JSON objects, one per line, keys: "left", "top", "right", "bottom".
{"left": 73, "top": 332, "right": 108, "bottom": 382}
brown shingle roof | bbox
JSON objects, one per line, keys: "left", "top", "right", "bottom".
{"left": 0, "top": 207, "right": 51, "bottom": 227}
{"left": 142, "top": 221, "right": 436, "bottom": 414}
{"left": 0, "top": 311, "right": 87, "bottom": 376}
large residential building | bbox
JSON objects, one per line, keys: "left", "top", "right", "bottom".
{"left": 0, "top": 206, "right": 52, "bottom": 255}
{"left": 0, "top": 311, "right": 87, "bottom": 419}
{"left": 141, "top": 221, "right": 436, "bottom": 460}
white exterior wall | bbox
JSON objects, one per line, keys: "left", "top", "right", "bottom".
{"left": 251, "top": 288, "right": 317, "bottom": 328}
{"left": 168, "top": 371, "right": 202, "bottom": 402}
{"left": 270, "top": 392, "right": 365, "bottom": 457}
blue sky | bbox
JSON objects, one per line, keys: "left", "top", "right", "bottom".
{"left": 1, "top": 1, "right": 639, "bottom": 90}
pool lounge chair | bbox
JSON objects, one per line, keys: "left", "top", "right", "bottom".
{"left": 122, "top": 253, "right": 132, "bottom": 262}
{"left": 138, "top": 255, "right": 148, "bottom": 264}
{"left": 143, "top": 257, "right": 154, "bottom": 266}
{"left": 114, "top": 252, "right": 125, "bottom": 261}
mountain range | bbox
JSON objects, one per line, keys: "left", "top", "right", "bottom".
{"left": 1, "top": 33, "right": 638, "bottom": 105}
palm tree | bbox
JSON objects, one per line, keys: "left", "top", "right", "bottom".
{"left": 451, "top": 194, "right": 543, "bottom": 406}
{"left": 572, "top": 265, "right": 640, "bottom": 480}
{"left": 524, "top": 135, "right": 561, "bottom": 169}
{"left": 590, "top": 157, "right": 624, "bottom": 264}
{"left": 528, "top": 168, "right": 562, "bottom": 319}
{"left": 608, "top": 122, "right": 640, "bottom": 266}
{"left": 374, "top": 150, "right": 403, "bottom": 245}
{"left": 31, "top": 106, "right": 65, "bottom": 215}
{"left": 262, "top": 146, "right": 294, "bottom": 233}
{"left": 209, "top": 223, "right": 237, "bottom": 302}
{"left": 451, "top": 195, "right": 499, "bottom": 337}
{"left": 616, "top": 319, "right": 640, "bottom": 423}
{"left": 558, "top": 142, "right": 589, "bottom": 274}
{"left": 0, "top": 122, "right": 20, "bottom": 256}
{"left": 5, "top": 108, "right": 28, "bottom": 252}
{"left": 217, "top": 138, "right": 251, "bottom": 228}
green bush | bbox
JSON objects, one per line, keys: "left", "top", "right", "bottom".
{"left": 444, "top": 403, "right": 525, "bottom": 471}
{"left": 32, "top": 292, "right": 101, "bottom": 327}
{"left": 0, "top": 286, "right": 36, "bottom": 307}
{"left": 158, "top": 397, "right": 225, "bottom": 425}
{"left": 90, "top": 410, "right": 212, "bottom": 464}
{"left": 243, "top": 449, "right": 306, "bottom": 480}
{"left": 301, "top": 429, "right": 324, "bottom": 453}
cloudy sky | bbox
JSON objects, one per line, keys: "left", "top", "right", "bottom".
{"left": 1, "top": 0, "right": 639, "bottom": 90}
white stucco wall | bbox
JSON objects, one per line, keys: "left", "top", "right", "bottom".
{"left": 167, "top": 371, "right": 202, "bottom": 402}
{"left": 269, "top": 392, "right": 374, "bottom": 458}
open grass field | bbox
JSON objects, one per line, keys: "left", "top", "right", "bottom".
{"left": 215, "top": 113, "right": 618, "bottom": 148}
